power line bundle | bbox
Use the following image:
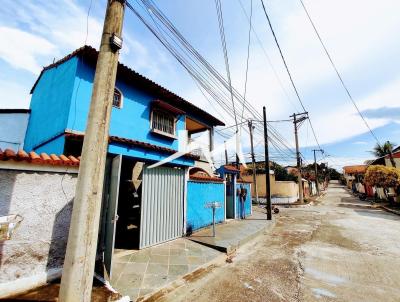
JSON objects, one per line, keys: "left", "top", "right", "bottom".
{"left": 126, "top": 0, "right": 297, "bottom": 162}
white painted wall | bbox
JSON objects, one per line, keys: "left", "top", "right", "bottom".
{"left": 0, "top": 112, "right": 30, "bottom": 151}
{"left": 0, "top": 168, "right": 77, "bottom": 298}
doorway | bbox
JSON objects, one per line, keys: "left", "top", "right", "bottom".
{"left": 114, "top": 157, "right": 143, "bottom": 251}
{"left": 225, "top": 174, "right": 235, "bottom": 219}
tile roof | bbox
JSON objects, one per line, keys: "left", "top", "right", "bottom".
{"left": 223, "top": 165, "right": 240, "bottom": 172}
{"left": 31, "top": 45, "right": 224, "bottom": 127}
{"left": 65, "top": 131, "right": 200, "bottom": 160}
{"left": 343, "top": 165, "right": 367, "bottom": 174}
{"left": 0, "top": 149, "right": 80, "bottom": 166}
{"left": 188, "top": 167, "right": 223, "bottom": 182}
{"left": 189, "top": 175, "right": 224, "bottom": 182}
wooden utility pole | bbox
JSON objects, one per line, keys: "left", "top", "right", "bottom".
{"left": 248, "top": 120, "right": 259, "bottom": 205}
{"left": 291, "top": 112, "right": 308, "bottom": 204}
{"left": 312, "top": 149, "right": 324, "bottom": 195}
{"left": 59, "top": 1, "right": 125, "bottom": 301}
{"left": 263, "top": 107, "right": 272, "bottom": 220}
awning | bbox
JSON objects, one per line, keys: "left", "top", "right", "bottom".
{"left": 152, "top": 100, "right": 185, "bottom": 115}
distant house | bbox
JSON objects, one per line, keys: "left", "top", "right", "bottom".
{"left": 342, "top": 165, "right": 367, "bottom": 188}
{"left": 0, "top": 109, "right": 30, "bottom": 151}
{"left": 369, "top": 147, "right": 400, "bottom": 167}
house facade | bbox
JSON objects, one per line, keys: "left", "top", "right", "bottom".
{"left": 22, "top": 45, "right": 224, "bottom": 279}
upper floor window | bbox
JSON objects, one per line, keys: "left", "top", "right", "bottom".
{"left": 113, "top": 87, "right": 123, "bottom": 108}
{"left": 151, "top": 110, "right": 176, "bottom": 138}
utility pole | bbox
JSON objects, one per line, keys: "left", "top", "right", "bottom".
{"left": 224, "top": 141, "right": 228, "bottom": 165}
{"left": 59, "top": 1, "right": 125, "bottom": 301}
{"left": 312, "top": 149, "right": 324, "bottom": 195}
{"left": 248, "top": 120, "right": 259, "bottom": 205}
{"left": 263, "top": 107, "right": 272, "bottom": 220}
{"left": 290, "top": 112, "right": 308, "bottom": 203}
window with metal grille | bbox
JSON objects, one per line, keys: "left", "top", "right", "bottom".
{"left": 151, "top": 110, "right": 175, "bottom": 136}
{"left": 113, "top": 88, "right": 123, "bottom": 108}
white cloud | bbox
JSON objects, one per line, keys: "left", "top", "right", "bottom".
{"left": 0, "top": 79, "right": 30, "bottom": 108}
{"left": 0, "top": 27, "right": 56, "bottom": 74}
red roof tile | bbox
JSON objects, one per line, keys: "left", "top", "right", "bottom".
{"left": 223, "top": 165, "right": 240, "bottom": 172}
{"left": 343, "top": 165, "right": 367, "bottom": 174}
{"left": 0, "top": 149, "right": 80, "bottom": 167}
{"left": 189, "top": 175, "right": 224, "bottom": 182}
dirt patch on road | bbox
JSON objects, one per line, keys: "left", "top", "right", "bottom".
{"left": 311, "top": 223, "right": 362, "bottom": 251}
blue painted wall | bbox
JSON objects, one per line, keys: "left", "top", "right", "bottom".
{"left": 24, "top": 57, "right": 79, "bottom": 152}
{"left": 186, "top": 181, "right": 225, "bottom": 232}
{"left": 236, "top": 183, "right": 251, "bottom": 218}
{"left": 68, "top": 59, "right": 184, "bottom": 150}
{"left": 25, "top": 55, "right": 215, "bottom": 167}
{"left": 34, "top": 136, "right": 66, "bottom": 155}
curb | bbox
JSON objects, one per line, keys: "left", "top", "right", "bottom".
{"left": 379, "top": 205, "right": 400, "bottom": 216}
{"left": 189, "top": 218, "right": 276, "bottom": 255}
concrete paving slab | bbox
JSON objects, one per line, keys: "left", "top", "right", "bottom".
{"left": 110, "top": 238, "right": 222, "bottom": 301}
{"left": 188, "top": 207, "right": 275, "bottom": 254}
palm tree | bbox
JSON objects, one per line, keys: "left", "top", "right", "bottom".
{"left": 372, "top": 141, "right": 397, "bottom": 167}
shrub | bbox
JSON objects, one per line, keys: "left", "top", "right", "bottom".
{"left": 364, "top": 165, "right": 400, "bottom": 188}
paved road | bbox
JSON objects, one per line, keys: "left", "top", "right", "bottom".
{"left": 155, "top": 183, "right": 400, "bottom": 302}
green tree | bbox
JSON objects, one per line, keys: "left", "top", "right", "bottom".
{"left": 372, "top": 141, "right": 397, "bottom": 167}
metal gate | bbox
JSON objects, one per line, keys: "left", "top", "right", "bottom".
{"left": 139, "top": 166, "right": 185, "bottom": 249}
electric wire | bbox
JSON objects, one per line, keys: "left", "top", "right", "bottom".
{"left": 214, "top": 0, "right": 239, "bottom": 130}
{"left": 260, "top": 0, "right": 322, "bottom": 151}
{"left": 240, "top": 0, "right": 253, "bottom": 123}
{"left": 298, "top": 0, "right": 381, "bottom": 146}
{"left": 127, "top": 0, "right": 297, "bottom": 161}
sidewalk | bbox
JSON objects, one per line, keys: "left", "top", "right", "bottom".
{"left": 2, "top": 208, "right": 276, "bottom": 302}
{"left": 111, "top": 238, "right": 223, "bottom": 301}
{"left": 188, "top": 207, "right": 275, "bottom": 254}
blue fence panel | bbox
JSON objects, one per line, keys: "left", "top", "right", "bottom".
{"left": 186, "top": 181, "right": 225, "bottom": 232}
{"left": 236, "top": 183, "right": 252, "bottom": 218}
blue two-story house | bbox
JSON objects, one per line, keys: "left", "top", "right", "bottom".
{"left": 23, "top": 45, "right": 224, "bottom": 277}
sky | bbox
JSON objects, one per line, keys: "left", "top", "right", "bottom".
{"left": 0, "top": 0, "right": 400, "bottom": 170}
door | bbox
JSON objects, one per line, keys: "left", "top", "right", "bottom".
{"left": 225, "top": 174, "right": 235, "bottom": 218}
{"left": 139, "top": 166, "right": 185, "bottom": 249}
{"left": 104, "top": 155, "right": 122, "bottom": 279}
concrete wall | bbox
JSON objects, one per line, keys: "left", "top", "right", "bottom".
{"left": 0, "top": 168, "right": 77, "bottom": 297}
{"left": 241, "top": 173, "right": 276, "bottom": 198}
{"left": 274, "top": 181, "right": 298, "bottom": 197}
{"left": 242, "top": 173, "right": 298, "bottom": 199}
{"left": 384, "top": 157, "right": 400, "bottom": 167}
{"left": 186, "top": 180, "right": 225, "bottom": 232}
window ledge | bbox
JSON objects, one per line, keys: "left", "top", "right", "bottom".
{"left": 151, "top": 128, "right": 178, "bottom": 140}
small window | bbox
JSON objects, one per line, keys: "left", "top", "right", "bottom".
{"left": 151, "top": 110, "right": 176, "bottom": 137}
{"left": 112, "top": 87, "right": 123, "bottom": 108}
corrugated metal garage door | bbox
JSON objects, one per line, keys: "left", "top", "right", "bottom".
{"left": 139, "top": 166, "right": 185, "bottom": 249}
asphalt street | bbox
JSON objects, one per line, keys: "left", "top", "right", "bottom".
{"left": 155, "top": 182, "right": 400, "bottom": 302}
